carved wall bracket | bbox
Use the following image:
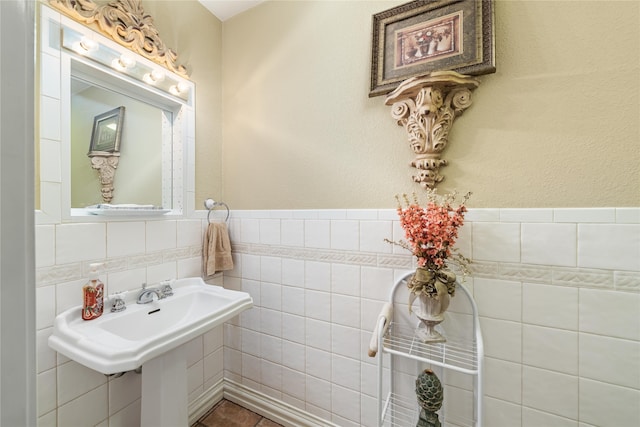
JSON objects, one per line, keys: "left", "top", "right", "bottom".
{"left": 89, "top": 153, "right": 120, "bottom": 203}
{"left": 49, "top": 0, "right": 188, "bottom": 77}
{"left": 385, "top": 71, "right": 479, "bottom": 188}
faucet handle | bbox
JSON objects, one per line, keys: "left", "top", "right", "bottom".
{"left": 110, "top": 294, "right": 126, "bottom": 312}
{"left": 160, "top": 280, "right": 173, "bottom": 297}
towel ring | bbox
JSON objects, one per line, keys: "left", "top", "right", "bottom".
{"left": 204, "top": 198, "right": 230, "bottom": 223}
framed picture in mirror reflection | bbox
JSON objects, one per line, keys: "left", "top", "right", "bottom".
{"left": 89, "top": 106, "right": 125, "bottom": 154}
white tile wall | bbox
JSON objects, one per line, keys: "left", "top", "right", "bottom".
{"left": 222, "top": 207, "right": 640, "bottom": 427}
{"left": 36, "top": 209, "right": 640, "bottom": 426}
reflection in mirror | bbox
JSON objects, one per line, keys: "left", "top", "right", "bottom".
{"left": 70, "top": 75, "right": 170, "bottom": 207}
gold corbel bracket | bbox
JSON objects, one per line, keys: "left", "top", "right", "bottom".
{"left": 385, "top": 71, "right": 479, "bottom": 189}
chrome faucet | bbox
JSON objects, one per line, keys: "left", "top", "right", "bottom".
{"left": 136, "top": 283, "right": 163, "bottom": 304}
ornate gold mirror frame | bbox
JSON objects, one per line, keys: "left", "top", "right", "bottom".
{"left": 49, "top": 0, "right": 189, "bottom": 77}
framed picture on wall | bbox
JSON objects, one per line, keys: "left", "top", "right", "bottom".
{"left": 369, "top": 0, "right": 495, "bottom": 97}
{"left": 89, "top": 106, "right": 125, "bottom": 154}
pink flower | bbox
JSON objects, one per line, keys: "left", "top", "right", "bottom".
{"left": 390, "top": 191, "right": 471, "bottom": 272}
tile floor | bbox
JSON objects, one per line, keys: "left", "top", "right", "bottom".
{"left": 193, "top": 399, "right": 284, "bottom": 427}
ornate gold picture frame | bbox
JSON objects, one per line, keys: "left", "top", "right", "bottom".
{"left": 370, "top": 0, "right": 495, "bottom": 97}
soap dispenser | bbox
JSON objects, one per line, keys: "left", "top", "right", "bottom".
{"left": 82, "top": 263, "right": 104, "bottom": 320}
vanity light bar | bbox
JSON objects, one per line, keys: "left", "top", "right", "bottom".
{"left": 61, "top": 26, "right": 191, "bottom": 102}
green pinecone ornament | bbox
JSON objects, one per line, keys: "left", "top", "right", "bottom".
{"left": 415, "top": 369, "right": 443, "bottom": 427}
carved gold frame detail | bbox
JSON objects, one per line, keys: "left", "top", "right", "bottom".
{"left": 385, "top": 71, "right": 479, "bottom": 188}
{"left": 49, "top": 0, "right": 188, "bottom": 77}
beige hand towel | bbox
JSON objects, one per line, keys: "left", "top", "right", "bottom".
{"left": 202, "top": 222, "right": 234, "bottom": 277}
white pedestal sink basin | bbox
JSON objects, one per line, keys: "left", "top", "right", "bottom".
{"left": 49, "top": 277, "right": 253, "bottom": 426}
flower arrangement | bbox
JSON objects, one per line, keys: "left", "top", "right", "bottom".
{"left": 386, "top": 190, "right": 471, "bottom": 298}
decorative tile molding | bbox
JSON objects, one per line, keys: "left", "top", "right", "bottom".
{"left": 230, "top": 244, "right": 637, "bottom": 293}
{"left": 36, "top": 245, "right": 202, "bottom": 286}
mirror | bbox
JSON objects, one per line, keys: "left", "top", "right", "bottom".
{"left": 37, "top": 3, "right": 195, "bottom": 222}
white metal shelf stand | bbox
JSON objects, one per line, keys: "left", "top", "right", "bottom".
{"left": 374, "top": 271, "right": 484, "bottom": 427}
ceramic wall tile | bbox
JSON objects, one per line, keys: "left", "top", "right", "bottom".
{"left": 484, "top": 357, "right": 522, "bottom": 403}
{"left": 331, "top": 324, "right": 361, "bottom": 360}
{"left": 579, "top": 378, "right": 640, "bottom": 427}
{"left": 579, "top": 288, "right": 640, "bottom": 340}
{"left": 331, "top": 263, "right": 360, "bottom": 297}
{"left": 305, "top": 318, "right": 331, "bottom": 351}
{"left": 146, "top": 262, "right": 176, "bottom": 285}
{"left": 261, "top": 359, "right": 282, "bottom": 391}
{"left": 187, "top": 360, "right": 203, "bottom": 394}
{"left": 259, "top": 219, "right": 281, "bottom": 245}
{"left": 330, "top": 220, "right": 359, "bottom": 251}
{"left": 360, "top": 267, "right": 393, "bottom": 302}
{"left": 40, "top": 96, "right": 61, "bottom": 141}
{"left": 522, "top": 283, "right": 578, "bottom": 330}
{"left": 282, "top": 340, "right": 306, "bottom": 372}
{"left": 57, "top": 383, "right": 108, "bottom": 427}
{"left": 36, "top": 226, "right": 55, "bottom": 268}
{"left": 304, "top": 220, "right": 330, "bottom": 249}
{"left": 616, "top": 208, "right": 640, "bottom": 224}
{"left": 522, "top": 407, "right": 578, "bottom": 427}
{"left": 331, "top": 294, "right": 360, "bottom": 328}
{"left": 331, "top": 384, "right": 360, "bottom": 423}
{"left": 500, "top": 208, "right": 553, "bottom": 223}
{"left": 145, "top": 220, "right": 176, "bottom": 252}
{"left": 281, "top": 219, "right": 304, "bottom": 247}
{"left": 331, "top": 354, "right": 360, "bottom": 391}
{"left": 36, "top": 285, "right": 56, "bottom": 330}
{"left": 282, "top": 366, "right": 306, "bottom": 400}
{"left": 523, "top": 366, "right": 578, "bottom": 419}
{"left": 523, "top": 325, "right": 578, "bottom": 375}
{"left": 108, "top": 372, "right": 141, "bottom": 415}
{"left": 107, "top": 267, "right": 146, "bottom": 295}
{"left": 241, "top": 353, "right": 261, "bottom": 383}
{"left": 522, "top": 223, "right": 577, "bottom": 266}
{"left": 305, "top": 261, "right": 331, "bottom": 291}
{"left": 305, "top": 376, "right": 332, "bottom": 411}
{"left": 282, "top": 258, "right": 304, "bottom": 287}
{"left": 37, "top": 328, "right": 57, "bottom": 373}
{"left": 37, "top": 369, "right": 57, "bottom": 416}
{"left": 578, "top": 224, "right": 640, "bottom": 271}
{"left": 260, "top": 256, "right": 282, "bottom": 284}
{"left": 282, "top": 284, "right": 305, "bottom": 316}
{"left": 261, "top": 282, "right": 282, "bottom": 311}
{"left": 177, "top": 256, "right": 201, "bottom": 278}
{"left": 57, "top": 361, "right": 107, "bottom": 405}
{"left": 359, "top": 221, "right": 393, "bottom": 254}
{"left": 473, "top": 278, "right": 521, "bottom": 321}
{"left": 282, "top": 313, "right": 305, "bottom": 344}
{"left": 56, "top": 223, "right": 106, "bottom": 264}
{"left": 578, "top": 333, "right": 640, "bottom": 389}
{"left": 554, "top": 208, "right": 616, "bottom": 223}
{"left": 261, "top": 335, "right": 282, "bottom": 364}
{"left": 305, "top": 290, "right": 331, "bottom": 321}
{"left": 306, "top": 347, "right": 331, "bottom": 381}
{"left": 472, "top": 222, "right": 521, "bottom": 263}
{"left": 479, "top": 317, "right": 522, "bottom": 362}
{"left": 203, "top": 325, "right": 223, "bottom": 354}
{"left": 241, "top": 255, "right": 261, "bottom": 281}
{"left": 260, "top": 308, "right": 282, "bottom": 337}
{"left": 185, "top": 337, "right": 203, "bottom": 367}
{"left": 107, "top": 222, "right": 145, "bottom": 258}
{"left": 176, "top": 220, "right": 202, "bottom": 247}
{"left": 483, "top": 396, "right": 522, "bottom": 427}
{"left": 39, "top": 139, "right": 61, "bottom": 184}
{"left": 240, "top": 218, "right": 260, "bottom": 243}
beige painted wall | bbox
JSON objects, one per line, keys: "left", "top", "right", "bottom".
{"left": 221, "top": 0, "right": 640, "bottom": 209}
{"left": 143, "top": 0, "right": 223, "bottom": 208}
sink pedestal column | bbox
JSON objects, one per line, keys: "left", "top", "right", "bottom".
{"left": 141, "top": 346, "right": 188, "bottom": 427}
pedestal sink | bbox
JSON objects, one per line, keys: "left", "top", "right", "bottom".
{"left": 48, "top": 277, "right": 253, "bottom": 426}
